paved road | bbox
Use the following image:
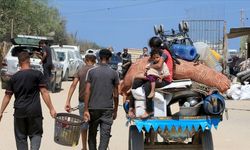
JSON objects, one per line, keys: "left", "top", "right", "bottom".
{"left": 0, "top": 81, "right": 250, "bottom": 150}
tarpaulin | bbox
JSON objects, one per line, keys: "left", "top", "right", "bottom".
{"left": 134, "top": 117, "right": 221, "bottom": 133}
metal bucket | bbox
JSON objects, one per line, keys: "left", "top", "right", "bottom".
{"left": 179, "top": 105, "right": 201, "bottom": 116}
{"left": 54, "top": 113, "right": 83, "bottom": 146}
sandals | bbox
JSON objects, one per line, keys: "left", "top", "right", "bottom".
{"left": 147, "top": 92, "right": 155, "bottom": 98}
{"left": 128, "top": 108, "right": 136, "bottom": 119}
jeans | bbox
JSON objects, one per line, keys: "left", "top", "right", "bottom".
{"left": 78, "top": 101, "right": 88, "bottom": 130}
{"left": 88, "top": 109, "right": 113, "bottom": 150}
{"left": 130, "top": 79, "right": 169, "bottom": 112}
{"left": 14, "top": 117, "right": 43, "bottom": 150}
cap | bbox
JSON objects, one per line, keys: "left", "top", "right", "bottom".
{"left": 85, "top": 49, "right": 96, "bottom": 57}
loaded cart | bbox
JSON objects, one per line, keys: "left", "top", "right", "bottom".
{"left": 127, "top": 79, "right": 226, "bottom": 150}
{"left": 123, "top": 23, "right": 229, "bottom": 150}
{"left": 128, "top": 115, "right": 222, "bottom": 150}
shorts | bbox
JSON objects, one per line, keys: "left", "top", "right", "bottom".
{"left": 78, "top": 101, "right": 89, "bottom": 130}
{"left": 146, "top": 75, "right": 158, "bottom": 82}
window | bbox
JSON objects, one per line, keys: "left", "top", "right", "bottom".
{"left": 57, "top": 52, "right": 66, "bottom": 61}
{"left": 11, "top": 46, "right": 41, "bottom": 57}
{"left": 68, "top": 51, "right": 74, "bottom": 60}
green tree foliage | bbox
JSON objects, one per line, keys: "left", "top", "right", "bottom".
{"left": 0, "top": 0, "right": 102, "bottom": 53}
{"left": 0, "top": 0, "right": 67, "bottom": 43}
{"left": 77, "top": 39, "right": 103, "bottom": 53}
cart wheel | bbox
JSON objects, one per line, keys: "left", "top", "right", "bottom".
{"left": 192, "top": 131, "right": 201, "bottom": 145}
{"left": 129, "top": 125, "right": 144, "bottom": 150}
{"left": 201, "top": 130, "right": 214, "bottom": 150}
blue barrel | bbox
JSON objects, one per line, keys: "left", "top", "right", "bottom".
{"left": 170, "top": 44, "right": 197, "bottom": 61}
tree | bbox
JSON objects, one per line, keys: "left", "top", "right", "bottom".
{"left": 0, "top": 0, "right": 102, "bottom": 53}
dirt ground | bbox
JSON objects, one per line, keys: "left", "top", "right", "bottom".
{"left": 0, "top": 81, "right": 250, "bottom": 150}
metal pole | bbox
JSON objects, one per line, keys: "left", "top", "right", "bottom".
{"left": 222, "top": 21, "right": 228, "bottom": 74}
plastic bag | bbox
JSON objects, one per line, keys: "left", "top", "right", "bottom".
{"left": 193, "top": 42, "right": 222, "bottom": 72}
{"left": 193, "top": 42, "right": 210, "bottom": 61}
{"left": 240, "top": 83, "right": 250, "bottom": 100}
{"left": 226, "top": 83, "right": 241, "bottom": 100}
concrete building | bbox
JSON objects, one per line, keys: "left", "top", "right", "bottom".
{"left": 127, "top": 48, "right": 143, "bottom": 62}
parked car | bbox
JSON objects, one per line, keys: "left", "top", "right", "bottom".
{"left": 0, "top": 35, "right": 63, "bottom": 93}
{"left": 50, "top": 48, "right": 64, "bottom": 92}
{"left": 51, "top": 45, "right": 83, "bottom": 80}
{"left": 73, "top": 49, "right": 85, "bottom": 70}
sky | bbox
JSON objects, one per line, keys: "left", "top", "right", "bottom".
{"left": 51, "top": 0, "right": 250, "bottom": 52}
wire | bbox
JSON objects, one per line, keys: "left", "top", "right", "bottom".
{"left": 59, "top": 0, "right": 164, "bottom": 15}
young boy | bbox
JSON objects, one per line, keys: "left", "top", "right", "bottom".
{"left": 65, "top": 52, "right": 96, "bottom": 150}
{"left": 145, "top": 49, "right": 170, "bottom": 98}
{"left": 0, "top": 51, "right": 56, "bottom": 150}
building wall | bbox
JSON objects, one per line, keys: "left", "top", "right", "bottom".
{"left": 128, "top": 48, "right": 143, "bottom": 62}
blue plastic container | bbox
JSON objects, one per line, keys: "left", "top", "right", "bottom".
{"left": 203, "top": 91, "right": 225, "bottom": 115}
{"left": 170, "top": 44, "right": 197, "bottom": 61}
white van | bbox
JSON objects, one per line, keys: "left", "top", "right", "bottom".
{"left": 51, "top": 45, "right": 83, "bottom": 80}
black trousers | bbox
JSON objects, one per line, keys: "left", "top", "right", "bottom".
{"left": 42, "top": 64, "right": 52, "bottom": 89}
{"left": 14, "top": 117, "right": 43, "bottom": 150}
{"left": 43, "top": 64, "right": 52, "bottom": 80}
{"left": 130, "top": 79, "right": 169, "bottom": 112}
{"left": 88, "top": 109, "right": 113, "bottom": 150}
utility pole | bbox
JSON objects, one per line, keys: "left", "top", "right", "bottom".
{"left": 240, "top": 9, "right": 245, "bottom": 27}
{"left": 240, "top": 9, "right": 247, "bottom": 58}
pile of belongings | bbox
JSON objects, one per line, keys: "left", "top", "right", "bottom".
{"left": 120, "top": 42, "right": 231, "bottom": 94}
{"left": 236, "top": 59, "right": 250, "bottom": 83}
{"left": 226, "top": 59, "right": 250, "bottom": 100}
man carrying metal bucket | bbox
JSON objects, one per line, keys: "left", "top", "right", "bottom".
{"left": 0, "top": 51, "right": 57, "bottom": 150}
{"left": 65, "top": 51, "right": 97, "bottom": 150}
{"left": 84, "top": 49, "right": 119, "bottom": 150}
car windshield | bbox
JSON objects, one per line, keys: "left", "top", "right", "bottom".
{"left": 56, "top": 51, "right": 66, "bottom": 61}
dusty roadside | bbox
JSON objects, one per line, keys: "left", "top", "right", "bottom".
{"left": 0, "top": 81, "right": 250, "bottom": 150}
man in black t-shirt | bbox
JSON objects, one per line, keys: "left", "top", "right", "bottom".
{"left": 120, "top": 48, "right": 132, "bottom": 79}
{"left": 84, "top": 49, "right": 119, "bottom": 150}
{"left": 0, "top": 52, "right": 56, "bottom": 150}
{"left": 39, "top": 40, "right": 53, "bottom": 86}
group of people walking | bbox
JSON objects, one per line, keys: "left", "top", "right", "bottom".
{"left": 0, "top": 36, "right": 173, "bottom": 150}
